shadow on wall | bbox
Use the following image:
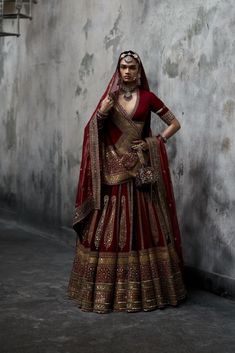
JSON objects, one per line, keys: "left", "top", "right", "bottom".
{"left": 182, "top": 158, "right": 235, "bottom": 298}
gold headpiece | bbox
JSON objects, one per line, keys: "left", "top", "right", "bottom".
{"left": 119, "top": 51, "right": 140, "bottom": 64}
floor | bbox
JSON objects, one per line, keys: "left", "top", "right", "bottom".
{"left": 0, "top": 218, "right": 234, "bottom": 353}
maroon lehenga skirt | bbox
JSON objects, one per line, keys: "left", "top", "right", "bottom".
{"left": 68, "top": 179, "right": 187, "bottom": 313}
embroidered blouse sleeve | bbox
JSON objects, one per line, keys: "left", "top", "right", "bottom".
{"left": 149, "top": 91, "right": 176, "bottom": 125}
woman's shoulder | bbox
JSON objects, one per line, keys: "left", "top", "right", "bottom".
{"left": 140, "top": 89, "right": 158, "bottom": 98}
{"left": 139, "top": 89, "right": 160, "bottom": 103}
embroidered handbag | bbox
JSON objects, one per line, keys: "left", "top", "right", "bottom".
{"left": 135, "top": 148, "right": 158, "bottom": 189}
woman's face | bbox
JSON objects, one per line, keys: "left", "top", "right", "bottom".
{"left": 119, "top": 57, "right": 139, "bottom": 83}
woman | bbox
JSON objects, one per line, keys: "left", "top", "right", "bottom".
{"left": 68, "top": 50, "right": 187, "bottom": 313}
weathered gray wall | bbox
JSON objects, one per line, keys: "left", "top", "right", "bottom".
{"left": 0, "top": 0, "right": 234, "bottom": 287}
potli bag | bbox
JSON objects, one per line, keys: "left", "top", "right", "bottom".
{"left": 135, "top": 148, "right": 158, "bottom": 189}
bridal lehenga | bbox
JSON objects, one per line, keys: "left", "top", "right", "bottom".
{"left": 68, "top": 51, "right": 187, "bottom": 313}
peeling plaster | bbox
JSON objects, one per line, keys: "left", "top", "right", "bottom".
{"left": 83, "top": 18, "right": 92, "bottom": 39}
{"left": 104, "top": 6, "right": 123, "bottom": 51}
{"left": 163, "top": 58, "right": 179, "bottom": 78}
{"left": 79, "top": 53, "right": 94, "bottom": 82}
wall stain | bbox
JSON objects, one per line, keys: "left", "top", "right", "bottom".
{"left": 75, "top": 110, "right": 80, "bottom": 120}
{"left": 31, "top": 171, "right": 44, "bottom": 193}
{"left": 187, "top": 6, "right": 207, "bottom": 43}
{"left": 75, "top": 85, "right": 82, "bottom": 96}
{"left": 79, "top": 53, "right": 94, "bottom": 82}
{"left": 104, "top": 6, "right": 123, "bottom": 51}
{"left": 0, "top": 38, "right": 6, "bottom": 84}
{"left": 83, "top": 18, "right": 92, "bottom": 40}
{"left": 197, "top": 25, "right": 228, "bottom": 71}
{"left": 212, "top": 185, "right": 230, "bottom": 215}
{"left": 66, "top": 151, "right": 79, "bottom": 171}
{"left": 188, "top": 159, "right": 210, "bottom": 224}
{"left": 138, "top": 0, "right": 150, "bottom": 24}
{"left": 4, "top": 109, "right": 16, "bottom": 150}
{"left": 40, "top": 131, "right": 63, "bottom": 226}
{"left": 48, "top": 12, "right": 57, "bottom": 29}
{"left": 176, "top": 160, "right": 184, "bottom": 179}
{"left": 223, "top": 100, "right": 235, "bottom": 122}
{"left": 187, "top": 6, "right": 216, "bottom": 45}
{"left": 221, "top": 137, "right": 231, "bottom": 153}
{"left": 163, "top": 58, "right": 179, "bottom": 78}
{"left": 167, "top": 138, "right": 177, "bottom": 162}
{"left": 82, "top": 88, "right": 88, "bottom": 97}
{"left": 0, "top": 175, "right": 16, "bottom": 209}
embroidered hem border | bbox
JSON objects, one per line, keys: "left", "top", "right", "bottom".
{"left": 68, "top": 243, "right": 187, "bottom": 313}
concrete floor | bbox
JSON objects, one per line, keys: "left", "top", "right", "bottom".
{"left": 0, "top": 219, "right": 234, "bottom": 353}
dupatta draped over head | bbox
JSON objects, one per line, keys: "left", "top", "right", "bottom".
{"left": 73, "top": 51, "right": 184, "bottom": 266}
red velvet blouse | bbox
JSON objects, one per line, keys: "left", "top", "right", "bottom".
{"left": 132, "top": 89, "right": 170, "bottom": 122}
{"left": 101, "top": 89, "right": 175, "bottom": 147}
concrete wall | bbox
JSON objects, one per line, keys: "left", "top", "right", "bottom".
{"left": 0, "top": 0, "right": 234, "bottom": 290}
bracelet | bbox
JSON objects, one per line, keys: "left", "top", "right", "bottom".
{"left": 158, "top": 134, "right": 167, "bottom": 143}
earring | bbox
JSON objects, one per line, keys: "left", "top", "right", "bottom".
{"left": 137, "top": 73, "right": 141, "bottom": 86}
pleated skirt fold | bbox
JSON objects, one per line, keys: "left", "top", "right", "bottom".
{"left": 68, "top": 180, "right": 187, "bottom": 313}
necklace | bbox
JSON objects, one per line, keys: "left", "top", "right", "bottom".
{"left": 119, "top": 82, "right": 138, "bottom": 101}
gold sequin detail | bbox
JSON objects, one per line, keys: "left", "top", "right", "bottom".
{"left": 89, "top": 115, "right": 101, "bottom": 209}
{"left": 147, "top": 197, "right": 159, "bottom": 246}
{"left": 94, "top": 195, "right": 109, "bottom": 249}
{"left": 119, "top": 195, "right": 127, "bottom": 250}
{"left": 68, "top": 243, "right": 187, "bottom": 313}
{"left": 88, "top": 210, "right": 99, "bottom": 244}
{"left": 73, "top": 197, "right": 94, "bottom": 225}
{"left": 104, "top": 195, "right": 116, "bottom": 249}
{"left": 145, "top": 137, "right": 174, "bottom": 245}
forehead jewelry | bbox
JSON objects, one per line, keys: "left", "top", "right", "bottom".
{"left": 120, "top": 51, "right": 140, "bottom": 63}
{"left": 124, "top": 55, "right": 135, "bottom": 63}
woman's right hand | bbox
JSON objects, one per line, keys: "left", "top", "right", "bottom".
{"left": 99, "top": 94, "right": 115, "bottom": 114}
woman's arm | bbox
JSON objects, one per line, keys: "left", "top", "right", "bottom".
{"left": 149, "top": 92, "right": 181, "bottom": 142}
{"left": 159, "top": 113, "right": 181, "bottom": 141}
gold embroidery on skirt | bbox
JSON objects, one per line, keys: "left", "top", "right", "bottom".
{"left": 68, "top": 243, "right": 187, "bottom": 313}
{"left": 136, "top": 191, "right": 145, "bottom": 249}
{"left": 119, "top": 195, "right": 127, "bottom": 250}
{"left": 82, "top": 219, "right": 91, "bottom": 243}
{"left": 146, "top": 195, "right": 159, "bottom": 246}
{"left": 94, "top": 195, "right": 109, "bottom": 249}
{"left": 153, "top": 189, "right": 169, "bottom": 245}
{"left": 128, "top": 180, "right": 134, "bottom": 249}
{"left": 88, "top": 210, "right": 99, "bottom": 244}
{"left": 158, "top": 189, "right": 173, "bottom": 244}
{"left": 116, "top": 185, "right": 122, "bottom": 237}
{"left": 104, "top": 195, "right": 116, "bottom": 249}
{"left": 146, "top": 138, "right": 174, "bottom": 244}
{"left": 73, "top": 196, "right": 94, "bottom": 225}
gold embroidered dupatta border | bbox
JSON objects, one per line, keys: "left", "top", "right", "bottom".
{"left": 73, "top": 116, "right": 101, "bottom": 226}
{"left": 102, "top": 98, "right": 147, "bottom": 185}
{"left": 145, "top": 136, "right": 166, "bottom": 196}
{"left": 89, "top": 116, "right": 101, "bottom": 209}
{"left": 146, "top": 136, "right": 182, "bottom": 251}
